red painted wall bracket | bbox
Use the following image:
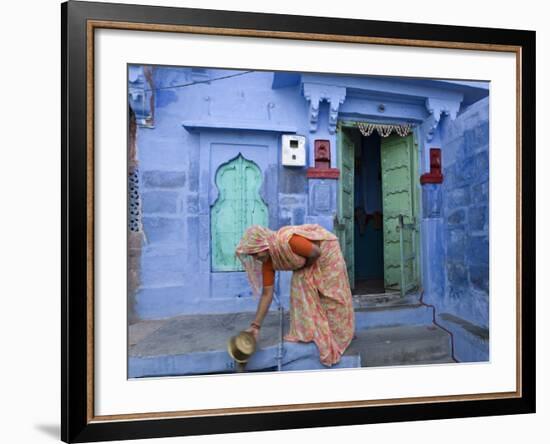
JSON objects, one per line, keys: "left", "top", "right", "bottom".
{"left": 420, "top": 147, "right": 443, "bottom": 184}
{"left": 306, "top": 139, "right": 340, "bottom": 179}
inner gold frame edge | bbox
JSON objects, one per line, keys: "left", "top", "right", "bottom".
{"left": 85, "top": 19, "right": 523, "bottom": 423}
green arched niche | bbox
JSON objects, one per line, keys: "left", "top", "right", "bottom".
{"left": 211, "top": 154, "right": 268, "bottom": 271}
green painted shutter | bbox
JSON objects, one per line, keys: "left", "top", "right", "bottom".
{"left": 211, "top": 154, "right": 268, "bottom": 271}
{"left": 337, "top": 127, "right": 356, "bottom": 289}
{"left": 380, "top": 134, "right": 417, "bottom": 291}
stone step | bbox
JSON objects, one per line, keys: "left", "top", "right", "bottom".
{"left": 345, "top": 324, "right": 454, "bottom": 367}
{"left": 354, "top": 305, "right": 433, "bottom": 330}
{"left": 129, "top": 301, "right": 434, "bottom": 360}
{"left": 353, "top": 293, "right": 434, "bottom": 329}
{"left": 129, "top": 314, "right": 454, "bottom": 377}
{"left": 352, "top": 291, "right": 404, "bottom": 308}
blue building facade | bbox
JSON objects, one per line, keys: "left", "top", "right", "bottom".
{"left": 128, "top": 66, "right": 489, "bottom": 361}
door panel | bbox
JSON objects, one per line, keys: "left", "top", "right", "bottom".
{"left": 337, "top": 127, "right": 355, "bottom": 289}
{"left": 380, "top": 134, "right": 417, "bottom": 291}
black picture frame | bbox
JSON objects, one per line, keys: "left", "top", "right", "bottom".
{"left": 61, "top": 1, "right": 536, "bottom": 442}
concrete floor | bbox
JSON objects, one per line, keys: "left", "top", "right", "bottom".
{"left": 130, "top": 311, "right": 288, "bottom": 357}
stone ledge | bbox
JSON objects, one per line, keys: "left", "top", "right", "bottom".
{"left": 439, "top": 312, "right": 489, "bottom": 340}
{"left": 306, "top": 168, "right": 340, "bottom": 179}
{"left": 182, "top": 120, "right": 297, "bottom": 133}
{"left": 129, "top": 344, "right": 361, "bottom": 378}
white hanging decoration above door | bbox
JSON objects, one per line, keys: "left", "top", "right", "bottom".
{"left": 357, "top": 122, "right": 413, "bottom": 138}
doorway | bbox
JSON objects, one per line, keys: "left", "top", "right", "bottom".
{"left": 354, "top": 132, "right": 384, "bottom": 294}
{"left": 336, "top": 122, "right": 420, "bottom": 296}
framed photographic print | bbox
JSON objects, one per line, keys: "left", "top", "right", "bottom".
{"left": 61, "top": 0, "right": 536, "bottom": 442}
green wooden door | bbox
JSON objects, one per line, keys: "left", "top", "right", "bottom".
{"left": 211, "top": 154, "right": 268, "bottom": 271}
{"left": 380, "top": 134, "right": 417, "bottom": 291}
{"left": 337, "top": 127, "right": 356, "bottom": 289}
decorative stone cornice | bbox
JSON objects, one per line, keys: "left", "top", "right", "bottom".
{"left": 302, "top": 83, "right": 346, "bottom": 134}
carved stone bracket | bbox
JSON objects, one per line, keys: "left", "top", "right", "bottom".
{"left": 423, "top": 97, "right": 462, "bottom": 142}
{"left": 302, "top": 83, "right": 346, "bottom": 134}
{"left": 421, "top": 114, "right": 439, "bottom": 143}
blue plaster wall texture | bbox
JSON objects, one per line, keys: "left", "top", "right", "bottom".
{"left": 439, "top": 96, "right": 490, "bottom": 332}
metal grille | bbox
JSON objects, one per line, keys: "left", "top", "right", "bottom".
{"left": 128, "top": 168, "right": 142, "bottom": 232}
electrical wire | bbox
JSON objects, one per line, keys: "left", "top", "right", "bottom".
{"left": 418, "top": 288, "right": 459, "bottom": 363}
{"left": 139, "top": 69, "right": 256, "bottom": 93}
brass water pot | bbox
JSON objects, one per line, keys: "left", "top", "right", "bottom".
{"left": 227, "top": 331, "right": 257, "bottom": 364}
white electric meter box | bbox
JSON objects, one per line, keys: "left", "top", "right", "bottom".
{"left": 281, "top": 134, "right": 306, "bottom": 167}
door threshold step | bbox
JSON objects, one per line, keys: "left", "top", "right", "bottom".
{"left": 353, "top": 292, "right": 422, "bottom": 310}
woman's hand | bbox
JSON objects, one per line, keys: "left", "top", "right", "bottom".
{"left": 245, "top": 325, "right": 260, "bottom": 342}
{"left": 300, "top": 241, "right": 321, "bottom": 269}
{"left": 301, "top": 255, "right": 317, "bottom": 269}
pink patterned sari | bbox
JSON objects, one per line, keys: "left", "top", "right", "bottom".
{"left": 235, "top": 224, "right": 355, "bottom": 366}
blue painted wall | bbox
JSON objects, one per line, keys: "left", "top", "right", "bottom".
{"left": 440, "top": 97, "right": 489, "bottom": 327}
{"left": 133, "top": 67, "right": 319, "bottom": 318}
{"left": 129, "top": 65, "right": 489, "bottom": 324}
{"left": 421, "top": 97, "right": 490, "bottom": 361}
